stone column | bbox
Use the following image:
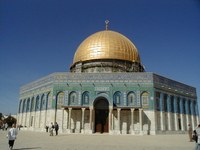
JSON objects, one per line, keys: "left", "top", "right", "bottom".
{"left": 81, "top": 108, "right": 85, "bottom": 133}
{"left": 185, "top": 100, "right": 189, "bottom": 130}
{"left": 92, "top": 109, "right": 95, "bottom": 133}
{"left": 167, "top": 94, "right": 171, "bottom": 131}
{"left": 44, "top": 93, "right": 48, "bottom": 129}
{"left": 139, "top": 108, "right": 143, "bottom": 135}
{"left": 68, "top": 108, "right": 72, "bottom": 133}
{"left": 190, "top": 102, "right": 195, "bottom": 129}
{"left": 53, "top": 95, "right": 56, "bottom": 123}
{"left": 89, "top": 107, "right": 93, "bottom": 133}
{"left": 29, "top": 109, "right": 32, "bottom": 128}
{"left": 33, "top": 109, "right": 36, "bottom": 129}
{"left": 109, "top": 108, "right": 113, "bottom": 134}
{"left": 197, "top": 116, "right": 200, "bottom": 126}
{"left": 179, "top": 98, "right": 185, "bottom": 131}
{"left": 19, "top": 101, "right": 23, "bottom": 126}
{"left": 117, "top": 108, "right": 121, "bottom": 134}
{"left": 38, "top": 101, "right": 41, "bottom": 128}
{"left": 174, "top": 96, "right": 178, "bottom": 131}
{"left": 131, "top": 108, "right": 135, "bottom": 134}
{"left": 196, "top": 103, "right": 199, "bottom": 125}
{"left": 61, "top": 108, "right": 65, "bottom": 133}
{"left": 17, "top": 102, "right": 20, "bottom": 126}
{"left": 197, "top": 116, "right": 199, "bottom": 127}
{"left": 160, "top": 93, "right": 164, "bottom": 131}
{"left": 111, "top": 110, "right": 114, "bottom": 131}
{"left": 24, "top": 101, "right": 28, "bottom": 127}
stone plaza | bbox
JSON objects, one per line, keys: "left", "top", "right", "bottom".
{"left": 0, "top": 130, "right": 196, "bottom": 150}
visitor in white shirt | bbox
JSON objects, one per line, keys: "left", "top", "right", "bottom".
{"left": 7, "top": 124, "right": 18, "bottom": 150}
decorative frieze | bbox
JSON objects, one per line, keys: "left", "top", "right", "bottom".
{"left": 20, "top": 72, "right": 153, "bottom": 93}
{"left": 95, "top": 87, "right": 110, "bottom": 91}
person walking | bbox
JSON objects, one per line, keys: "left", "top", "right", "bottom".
{"left": 188, "top": 124, "right": 193, "bottom": 142}
{"left": 5, "top": 123, "right": 8, "bottom": 130}
{"left": 49, "top": 122, "right": 54, "bottom": 136}
{"left": 54, "top": 122, "right": 59, "bottom": 136}
{"left": 45, "top": 125, "right": 49, "bottom": 133}
{"left": 194, "top": 124, "right": 200, "bottom": 150}
{"left": 7, "top": 124, "right": 18, "bottom": 150}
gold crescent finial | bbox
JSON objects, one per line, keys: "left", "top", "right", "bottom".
{"left": 105, "top": 20, "right": 109, "bottom": 30}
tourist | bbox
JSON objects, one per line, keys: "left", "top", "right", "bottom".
{"left": 45, "top": 125, "right": 49, "bottom": 132}
{"left": 17, "top": 124, "right": 21, "bottom": 130}
{"left": 188, "top": 124, "right": 193, "bottom": 142}
{"left": 2, "top": 123, "right": 5, "bottom": 130}
{"left": 49, "top": 122, "right": 54, "bottom": 136}
{"left": 194, "top": 124, "right": 200, "bottom": 150}
{"left": 54, "top": 122, "right": 59, "bottom": 136}
{"left": 7, "top": 124, "right": 18, "bottom": 150}
{"left": 5, "top": 123, "right": 8, "bottom": 130}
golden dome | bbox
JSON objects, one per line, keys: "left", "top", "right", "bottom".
{"left": 73, "top": 30, "right": 141, "bottom": 64}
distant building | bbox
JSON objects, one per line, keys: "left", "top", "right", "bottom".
{"left": 17, "top": 22, "right": 199, "bottom": 135}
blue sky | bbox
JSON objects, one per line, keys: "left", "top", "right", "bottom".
{"left": 0, "top": 0, "right": 200, "bottom": 115}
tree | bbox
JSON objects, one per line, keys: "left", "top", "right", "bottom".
{"left": 0, "top": 113, "right": 2, "bottom": 120}
{"left": 4, "top": 115, "right": 17, "bottom": 127}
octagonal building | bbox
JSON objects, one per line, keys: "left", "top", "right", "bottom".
{"left": 17, "top": 23, "right": 199, "bottom": 135}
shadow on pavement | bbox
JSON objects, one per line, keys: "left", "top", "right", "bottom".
{"left": 14, "top": 147, "right": 41, "bottom": 150}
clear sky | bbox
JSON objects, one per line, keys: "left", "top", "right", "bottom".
{"left": 0, "top": 0, "right": 200, "bottom": 115}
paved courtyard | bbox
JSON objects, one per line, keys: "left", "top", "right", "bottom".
{"left": 0, "top": 130, "right": 195, "bottom": 150}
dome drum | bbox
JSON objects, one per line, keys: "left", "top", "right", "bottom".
{"left": 70, "top": 59, "right": 144, "bottom": 73}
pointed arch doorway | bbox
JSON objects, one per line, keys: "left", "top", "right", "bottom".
{"left": 94, "top": 97, "right": 109, "bottom": 133}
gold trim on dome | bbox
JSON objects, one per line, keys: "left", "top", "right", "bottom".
{"left": 73, "top": 30, "right": 141, "bottom": 64}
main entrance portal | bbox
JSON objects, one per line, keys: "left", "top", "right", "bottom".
{"left": 94, "top": 98, "right": 109, "bottom": 133}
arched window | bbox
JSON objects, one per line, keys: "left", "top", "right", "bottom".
{"left": 127, "top": 92, "right": 136, "bottom": 106}
{"left": 69, "top": 91, "right": 77, "bottom": 105}
{"left": 18, "top": 100, "right": 22, "bottom": 113}
{"left": 30, "top": 97, "right": 35, "bottom": 112}
{"left": 182, "top": 99, "right": 186, "bottom": 114}
{"left": 170, "top": 96, "right": 174, "bottom": 113}
{"left": 113, "top": 91, "right": 121, "bottom": 106}
{"left": 177, "top": 97, "right": 180, "bottom": 114}
{"left": 56, "top": 92, "right": 64, "bottom": 109}
{"left": 22, "top": 99, "right": 26, "bottom": 113}
{"left": 41, "top": 94, "right": 46, "bottom": 110}
{"left": 26, "top": 98, "right": 30, "bottom": 112}
{"left": 35, "top": 96, "right": 40, "bottom": 111}
{"left": 163, "top": 94, "right": 168, "bottom": 112}
{"left": 82, "top": 91, "right": 89, "bottom": 105}
{"left": 190, "top": 101, "right": 194, "bottom": 115}
{"left": 188, "top": 100, "right": 191, "bottom": 115}
{"left": 193, "top": 101, "right": 196, "bottom": 115}
{"left": 141, "top": 92, "right": 149, "bottom": 106}
{"left": 47, "top": 92, "right": 52, "bottom": 109}
{"left": 155, "top": 92, "right": 160, "bottom": 111}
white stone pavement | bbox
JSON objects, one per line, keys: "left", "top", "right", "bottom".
{"left": 0, "top": 130, "right": 196, "bottom": 150}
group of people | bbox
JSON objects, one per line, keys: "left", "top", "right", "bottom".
{"left": 0, "top": 123, "right": 8, "bottom": 130}
{"left": 188, "top": 124, "right": 200, "bottom": 150}
{"left": 46, "top": 122, "right": 59, "bottom": 136}
{"left": 5, "top": 122, "right": 59, "bottom": 150}
{"left": 5, "top": 122, "right": 200, "bottom": 150}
